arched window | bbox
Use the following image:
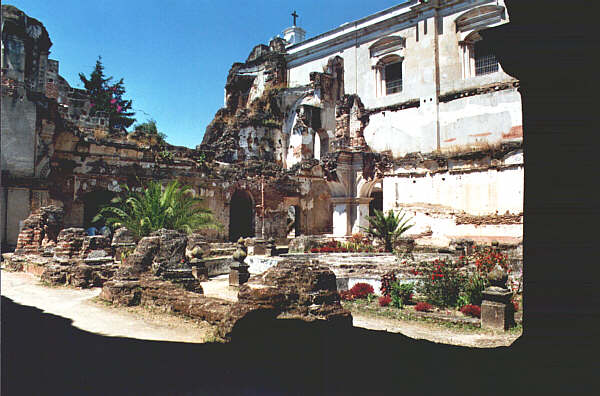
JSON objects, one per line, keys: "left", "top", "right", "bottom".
{"left": 455, "top": 5, "right": 505, "bottom": 79}
{"left": 460, "top": 31, "right": 499, "bottom": 78}
{"left": 375, "top": 54, "right": 403, "bottom": 96}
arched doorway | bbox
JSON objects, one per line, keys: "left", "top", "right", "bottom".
{"left": 287, "top": 205, "right": 301, "bottom": 237}
{"left": 229, "top": 190, "right": 255, "bottom": 242}
{"left": 369, "top": 186, "right": 383, "bottom": 217}
{"left": 82, "top": 190, "right": 115, "bottom": 229}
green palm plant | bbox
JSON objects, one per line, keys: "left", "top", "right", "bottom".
{"left": 361, "top": 209, "right": 413, "bottom": 253}
{"left": 93, "top": 180, "right": 221, "bottom": 239}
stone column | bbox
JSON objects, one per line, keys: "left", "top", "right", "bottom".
{"left": 229, "top": 238, "right": 250, "bottom": 286}
{"left": 481, "top": 264, "right": 515, "bottom": 331}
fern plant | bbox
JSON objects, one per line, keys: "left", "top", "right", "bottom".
{"left": 361, "top": 209, "right": 413, "bottom": 252}
{"left": 93, "top": 180, "right": 221, "bottom": 239}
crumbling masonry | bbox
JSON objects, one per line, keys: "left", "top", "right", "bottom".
{"left": 2, "top": 1, "right": 523, "bottom": 253}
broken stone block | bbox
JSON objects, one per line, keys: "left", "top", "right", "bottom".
{"left": 53, "top": 228, "right": 87, "bottom": 261}
{"left": 80, "top": 235, "right": 111, "bottom": 258}
{"left": 119, "top": 236, "right": 160, "bottom": 277}
{"left": 41, "top": 264, "right": 68, "bottom": 285}
{"left": 14, "top": 205, "right": 64, "bottom": 255}
{"left": 150, "top": 229, "right": 188, "bottom": 270}
{"left": 238, "top": 259, "right": 351, "bottom": 325}
{"left": 189, "top": 258, "right": 209, "bottom": 281}
{"left": 229, "top": 266, "right": 251, "bottom": 286}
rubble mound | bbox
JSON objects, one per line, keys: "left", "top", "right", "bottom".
{"left": 238, "top": 259, "right": 351, "bottom": 324}
{"left": 100, "top": 258, "right": 351, "bottom": 340}
{"left": 15, "top": 205, "right": 64, "bottom": 255}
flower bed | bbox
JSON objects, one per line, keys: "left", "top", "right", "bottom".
{"left": 373, "top": 246, "right": 523, "bottom": 322}
{"left": 309, "top": 235, "right": 385, "bottom": 253}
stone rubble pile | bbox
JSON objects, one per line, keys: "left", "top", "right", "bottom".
{"left": 100, "top": 257, "right": 351, "bottom": 340}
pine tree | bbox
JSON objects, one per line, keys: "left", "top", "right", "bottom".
{"left": 79, "top": 56, "right": 135, "bottom": 133}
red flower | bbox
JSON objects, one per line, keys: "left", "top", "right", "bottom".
{"left": 349, "top": 283, "right": 374, "bottom": 299}
{"left": 378, "top": 296, "right": 392, "bottom": 307}
{"left": 460, "top": 304, "right": 481, "bottom": 318}
{"left": 415, "top": 302, "right": 433, "bottom": 312}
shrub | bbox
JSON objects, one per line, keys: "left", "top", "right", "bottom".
{"left": 462, "top": 272, "right": 489, "bottom": 306}
{"left": 460, "top": 304, "right": 481, "bottom": 318}
{"left": 390, "top": 281, "right": 414, "bottom": 308}
{"left": 94, "top": 180, "right": 220, "bottom": 239}
{"left": 415, "top": 302, "right": 433, "bottom": 312}
{"left": 361, "top": 209, "right": 413, "bottom": 252}
{"left": 470, "top": 246, "right": 511, "bottom": 275}
{"left": 378, "top": 295, "right": 392, "bottom": 307}
{"left": 380, "top": 271, "right": 397, "bottom": 297}
{"left": 415, "top": 258, "right": 466, "bottom": 308}
{"left": 339, "top": 290, "right": 354, "bottom": 301}
{"left": 366, "top": 293, "right": 376, "bottom": 304}
{"left": 456, "top": 293, "right": 470, "bottom": 309}
{"left": 349, "top": 283, "right": 375, "bottom": 299}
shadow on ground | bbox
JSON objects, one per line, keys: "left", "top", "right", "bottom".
{"left": 1, "top": 295, "right": 549, "bottom": 395}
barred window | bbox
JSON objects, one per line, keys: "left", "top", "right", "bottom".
{"left": 385, "top": 62, "right": 403, "bottom": 95}
{"left": 460, "top": 31, "right": 500, "bottom": 79}
{"left": 474, "top": 40, "right": 498, "bottom": 76}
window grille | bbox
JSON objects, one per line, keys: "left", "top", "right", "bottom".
{"left": 475, "top": 53, "right": 498, "bottom": 76}
{"left": 385, "top": 62, "right": 403, "bottom": 95}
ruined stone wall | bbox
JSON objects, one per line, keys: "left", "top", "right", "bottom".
{"left": 381, "top": 145, "right": 523, "bottom": 247}
{"left": 286, "top": 0, "right": 520, "bottom": 157}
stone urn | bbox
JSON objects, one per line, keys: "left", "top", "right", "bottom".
{"left": 266, "top": 237, "right": 277, "bottom": 257}
{"left": 229, "top": 238, "right": 250, "bottom": 286}
{"left": 481, "top": 264, "right": 514, "bottom": 330}
{"left": 187, "top": 245, "right": 208, "bottom": 281}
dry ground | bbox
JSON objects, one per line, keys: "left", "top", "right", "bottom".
{"left": 2, "top": 269, "right": 521, "bottom": 348}
{"left": 1, "top": 270, "right": 217, "bottom": 343}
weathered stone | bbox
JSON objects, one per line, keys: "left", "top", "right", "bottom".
{"left": 481, "top": 300, "right": 514, "bottom": 331}
{"left": 229, "top": 267, "right": 250, "bottom": 286}
{"left": 87, "top": 250, "right": 109, "bottom": 259}
{"left": 119, "top": 236, "right": 160, "bottom": 277}
{"left": 150, "top": 229, "right": 188, "bottom": 274}
{"left": 189, "top": 258, "right": 209, "bottom": 281}
{"left": 229, "top": 238, "right": 250, "bottom": 286}
{"left": 80, "top": 235, "right": 111, "bottom": 258}
{"left": 288, "top": 235, "right": 321, "bottom": 253}
{"left": 99, "top": 258, "right": 351, "bottom": 340}
{"left": 99, "top": 280, "right": 143, "bottom": 306}
{"left": 65, "top": 263, "right": 116, "bottom": 288}
{"left": 481, "top": 278, "right": 514, "bottom": 331}
{"left": 40, "top": 264, "right": 68, "bottom": 285}
{"left": 14, "top": 206, "right": 64, "bottom": 255}
{"left": 238, "top": 259, "right": 351, "bottom": 324}
{"left": 53, "top": 228, "right": 87, "bottom": 260}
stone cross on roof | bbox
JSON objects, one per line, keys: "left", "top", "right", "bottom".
{"left": 291, "top": 10, "right": 298, "bottom": 26}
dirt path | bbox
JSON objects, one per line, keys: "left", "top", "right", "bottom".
{"left": 351, "top": 313, "right": 520, "bottom": 348}
{"left": 1, "top": 270, "right": 215, "bottom": 343}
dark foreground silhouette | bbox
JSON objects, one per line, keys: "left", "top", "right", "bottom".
{"left": 1, "top": 295, "right": 515, "bottom": 395}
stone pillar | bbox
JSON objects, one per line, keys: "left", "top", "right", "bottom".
{"left": 229, "top": 238, "right": 250, "bottom": 286}
{"left": 265, "top": 238, "right": 277, "bottom": 257}
{"left": 187, "top": 245, "right": 208, "bottom": 281}
{"left": 481, "top": 264, "right": 515, "bottom": 331}
{"left": 332, "top": 201, "right": 348, "bottom": 236}
{"left": 352, "top": 198, "right": 372, "bottom": 235}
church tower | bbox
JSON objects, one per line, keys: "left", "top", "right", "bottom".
{"left": 282, "top": 11, "right": 305, "bottom": 46}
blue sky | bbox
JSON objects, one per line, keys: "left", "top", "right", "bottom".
{"left": 8, "top": 0, "right": 405, "bottom": 148}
